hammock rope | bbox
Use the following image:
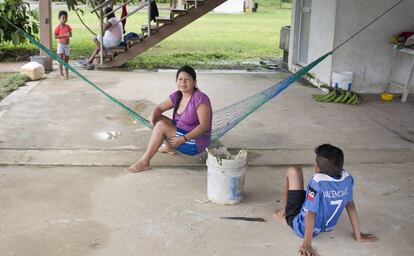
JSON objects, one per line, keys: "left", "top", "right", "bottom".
{"left": 17, "top": 27, "right": 330, "bottom": 141}
{"left": 211, "top": 52, "right": 331, "bottom": 141}
{"left": 16, "top": 29, "right": 153, "bottom": 129}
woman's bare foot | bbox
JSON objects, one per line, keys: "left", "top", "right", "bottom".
{"left": 273, "top": 209, "right": 287, "bottom": 225}
{"left": 126, "top": 160, "right": 151, "bottom": 173}
{"left": 158, "top": 144, "right": 177, "bottom": 155}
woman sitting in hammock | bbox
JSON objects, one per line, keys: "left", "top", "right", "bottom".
{"left": 127, "top": 66, "right": 212, "bottom": 173}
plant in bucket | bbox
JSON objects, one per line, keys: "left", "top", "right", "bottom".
{"left": 206, "top": 147, "right": 248, "bottom": 205}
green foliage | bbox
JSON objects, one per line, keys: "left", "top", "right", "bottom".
{"left": 0, "top": 41, "right": 38, "bottom": 61}
{"left": 1, "top": 72, "right": 29, "bottom": 94}
{"left": 0, "top": 0, "right": 39, "bottom": 45}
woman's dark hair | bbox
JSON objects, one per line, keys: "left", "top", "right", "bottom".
{"left": 315, "top": 144, "right": 344, "bottom": 177}
{"left": 104, "top": 6, "right": 115, "bottom": 19}
{"left": 176, "top": 65, "right": 196, "bottom": 81}
{"left": 58, "top": 10, "right": 68, "bottom": 19}
{"left": 172, "top": 66, "right": 198, "bottom": 120}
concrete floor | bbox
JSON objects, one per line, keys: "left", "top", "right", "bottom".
{"left": 0, "top": 69, "right": 413, "bottom": 255}
{"left": 1, "top": 164, "right": 413, "bottom": 256}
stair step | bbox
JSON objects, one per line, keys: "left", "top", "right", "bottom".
{"left": 94, "top": 55, "right": 112, "bottom": 61}
{"left": 141, "top": 25, "right": 158, "bottom": 33}
{"left": 171, "top": 8, "right": 188, "bottom": 14}
{"left": 156, "top": 16, "right": 173, "bottom": 24}
{"left": 94, "top": 45, "right": 127, "bottom": 65}
{"left": 125, "top": 37, "right": 142, "bottom": 49}
{"left": 185, "top": 0, "right": 204, "bottom": 5}
{"left": 111, "top": 46, "right": 127, "bottom": 53}
{"left": 125, "top": 37, "right": 142, "bottom": 44}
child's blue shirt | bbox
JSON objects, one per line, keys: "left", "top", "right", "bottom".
{"left": 293, "top": 171, "right": 354, "bottom": 238}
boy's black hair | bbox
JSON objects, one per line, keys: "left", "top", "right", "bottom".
{"left": 58, "top": 10, "right": 68, "bottom": 19}
{"left": 104, "top": 6, "right": 115, "bottom": 19}
{"left": 315, "top": 144, "right": 344, "bottom": 177}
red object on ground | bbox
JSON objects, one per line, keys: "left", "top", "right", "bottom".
{"left": 400, "top": 32, "right": 414, "bottom": 38}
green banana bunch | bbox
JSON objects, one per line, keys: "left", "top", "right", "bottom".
{"left": 313, "top": 88, "right": 362, "bottom": 105}
{"left": 340, "top": 91, "right": 352, "bottom": 103}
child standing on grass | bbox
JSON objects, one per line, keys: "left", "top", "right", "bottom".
{"left": 275, "top": 144, "right": 377, "bottom": 256}
{"left": 54, "top": 10, "right": 72, "bottom": 79}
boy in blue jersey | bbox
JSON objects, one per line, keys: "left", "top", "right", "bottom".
{"left": 275, "top": 144, "right": 377, "bottom": 256}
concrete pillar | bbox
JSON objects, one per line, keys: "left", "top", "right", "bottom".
{"left": 39, "top": 0, "right": 52, "bottom": 71}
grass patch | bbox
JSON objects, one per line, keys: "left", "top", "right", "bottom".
{"left": 0, "top": 72, "right": 29, "bottom": 100}
{"left": 1, "top": 0, "right": 291, "bottom": 69}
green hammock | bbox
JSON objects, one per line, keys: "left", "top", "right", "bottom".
{"left": 5, "top": 0, "right": 403, "bottom": 141}
{"left": 17, "top": 29, "right": 331, "bottom": 141}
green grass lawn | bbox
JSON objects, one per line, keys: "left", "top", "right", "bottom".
{"left": 0, "top": 0, "right": 291, "bottom": 69}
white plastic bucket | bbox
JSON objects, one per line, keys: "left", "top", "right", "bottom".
{"left": 19, "top": 62, "right": 45, "bottom": 81}
{"left": 206, "top": 148, "right": 247, "bottom": 205}
{"left": 30, "top": 55, "right": 47, "bottom": 69}
{"left": 332, "top": 71, "right": 353, "bottom": 90}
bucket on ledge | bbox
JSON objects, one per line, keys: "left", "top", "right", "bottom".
{"left": 332, "top": 71, "right": 353, "bottom": 90}
{"left": 30, "top": 55, "right": 47, "bottom": 69}
{"left": 206, "top": 147, "right": 247, "bottom": 205}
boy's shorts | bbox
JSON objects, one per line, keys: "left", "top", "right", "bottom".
{"left": 175, "top": 128, "right": 199, "bottom": 156}
{"left": 57, "top": 43, "right": 70, "bottom": 56}
{"left": 285, "top": 190, "right": 306, "bottom": 228}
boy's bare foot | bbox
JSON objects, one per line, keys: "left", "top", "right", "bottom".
{"left": 158, "top": 144, "right": 177, "bottom": 155}
{"left": 273, "top": 209, "right": 287, "bottom": 225}
{"left": 65, "top": 74, "right": 72, "bottom": 79}
{"left": 60, "top": 75, "right": 66, "bottom": 80}
{"left": 126, "top": 160, "right": 151, "bottom": 173}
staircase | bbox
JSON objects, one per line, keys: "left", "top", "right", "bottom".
{"left": 99, "top": 0, "right": 227, "bottom": 68}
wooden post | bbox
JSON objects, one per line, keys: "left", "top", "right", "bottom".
{"left": 100, "top": 8, "right": 104, "bottom": 65}
{"left": 148, "top": 0, "right": 151, "bottom": 36}
{"left": 39, "top": 0, "right": 52, "bottom": 71}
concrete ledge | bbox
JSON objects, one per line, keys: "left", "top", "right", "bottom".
{"left": 0, "top": 148, "right": 413, "bottom": 167}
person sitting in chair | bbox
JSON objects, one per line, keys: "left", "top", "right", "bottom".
{"left": 85, "top": 6, "right": 123, "bottom": 65}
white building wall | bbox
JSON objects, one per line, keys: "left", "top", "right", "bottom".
{"left": 213, "top": 0, "right": 244, "bottom": 14}
{"left": 332, "top": 0, "right": 414, "bottom": 93}
{"left": 289, "top": 0, "right": 337, "bottom": 85}
{"left": 290, "top": 0, "right": 414, "bottom": 93}
{"left": 307, "top": 0, "right": 336, "bottom": 84}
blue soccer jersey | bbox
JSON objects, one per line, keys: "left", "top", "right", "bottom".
{"left": 293, "top": 171, "right": 354, "bottom": 238}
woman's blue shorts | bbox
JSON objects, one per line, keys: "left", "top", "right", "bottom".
{"left": 175, "top": 128, "right": 199, "bottom": 156}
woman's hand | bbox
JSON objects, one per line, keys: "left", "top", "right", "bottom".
{"left": 150, "top": 108, "right": 163, "bottom": 126}
{"left": 151, "top": 99, "right": 174, "bottom": 127}
{"left": 169, "top": 136, "right": 185, "bottom": 148}
{"left": 150, "top": 112, "right": 160, "bottom": 127}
